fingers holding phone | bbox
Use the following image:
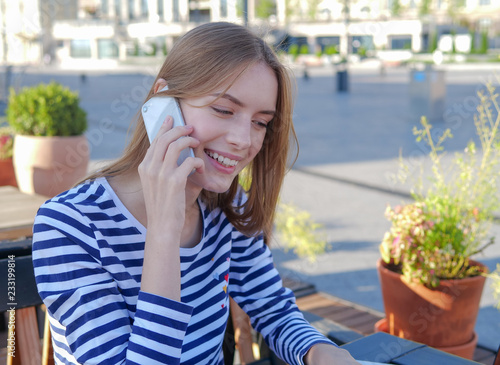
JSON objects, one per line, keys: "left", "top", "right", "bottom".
{"left": 138, "top": 116, "right": 204, "bottom": 238}
{"left": 151, "top": 118, "right": 204, "bottom": 176}
{"left": 142, "top": 85, "right": 196, "bottom": 166}
{"left": 140, "top": 116, "right": 203, "bottom": 186}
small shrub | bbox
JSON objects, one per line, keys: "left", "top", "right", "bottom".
{"left": 7, "top": 82, "right": 87, "bottom": 137}
{"left": 325, "top": 45, "right": 338, "bottom": 55}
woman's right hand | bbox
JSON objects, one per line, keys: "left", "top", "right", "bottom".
{"left": 139, "top": 116, "right": 202, "bottom": 235}
{"left": 138, "top": 116, "right": 203, "bottom": 300}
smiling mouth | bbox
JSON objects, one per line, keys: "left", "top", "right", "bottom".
{"left": 205, "top": 150, "right": 239, "bottom": 168}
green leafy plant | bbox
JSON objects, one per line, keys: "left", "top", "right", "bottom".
{"left": 391, "top": 0, "right": 402, "bottom": 17}
{"left": 469, "top": 30, "right": 477, "bottom": 54}
{"left": 325, "top": 45, "right": 338, "bottom": 56}
{"left": 256, "top": 0, "right": 275, "bottom": 19}
{"left": 275, "top": 202, "right": 329, "bottom": 262}
{"left": 480, "top": 31, "right": 489, "bottom": 55}
{"left": 239, "top": 169, "right": 328, "bottom": 263}
{"left": 357, "top": 46, "right": 367, "bottom": 58}
{"left": 0, "top": 126, "right": 13, "bottom": 160}
{"left": 428, "top": 31, "right": 438, "bottom": 53}
{"left": 288, "top": 44, "right": 299, "bottom": 61}
{"left": 299, "top": 44, "right": 309, "bottom": 55}
{"left": 419, "top": 0, "right": 431, "bottom": 16}
{"left": 7, "top": 82, "right": 87, "bottom": 137}
{"left": 381, "top": 83, "right": 500, "bottom": 288}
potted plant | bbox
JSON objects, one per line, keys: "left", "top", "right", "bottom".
{"left": 7, "top": 82, "right": 89, "bottom": 197}
{"left": 0, "top": 126, "right": 17, "bottom": 187}
{"left": 377, "top": 83, "right": 500, "bottom": 359}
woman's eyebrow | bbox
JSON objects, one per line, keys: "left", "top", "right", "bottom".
{"left": 211, "top": 93, "right": 244, "bottom": 107}
{"left": 210, "top": 93, "right": 276, "bottom": 115}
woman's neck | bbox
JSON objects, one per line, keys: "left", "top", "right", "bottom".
{"left": 108, "top": 171, "right": 202, "bottom": 227}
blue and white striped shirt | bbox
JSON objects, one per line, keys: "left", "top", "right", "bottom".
{"left": 33, "top": 177, "right": 334, "bottom": 364}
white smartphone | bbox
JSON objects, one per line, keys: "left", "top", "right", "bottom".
{"left": 141, "top": 85, "right": 195, "bottom": 166}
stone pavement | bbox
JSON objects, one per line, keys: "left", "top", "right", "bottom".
{"left": 6, "top": 60, "right": 500, "bottom": 352}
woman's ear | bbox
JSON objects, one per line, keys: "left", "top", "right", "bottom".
{"left": 153, "top": 78, "right": 168, "bottom": 94}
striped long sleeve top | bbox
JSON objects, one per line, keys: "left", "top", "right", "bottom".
{"left": 32, "top": 177, "right": 335, "bottom": 365}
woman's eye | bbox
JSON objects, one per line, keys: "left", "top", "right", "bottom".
{"left": 254, "top": 120, "right": 269, "bottom": 129}
{"left": 212, "top": 107, "right": 232, "bottom": 115}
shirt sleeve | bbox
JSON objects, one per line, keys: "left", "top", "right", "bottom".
{"left": 228, "top": 232, "right": 337, "bottom": 365}
{"left": 32, "top": 201, "right": 193, "bottom": 365}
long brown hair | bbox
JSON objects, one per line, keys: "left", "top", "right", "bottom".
{"left": 85, "top": 22, "right": 298, "bottom": 239}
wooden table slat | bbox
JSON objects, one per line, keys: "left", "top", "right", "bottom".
{"left": 340, "top": 311, "right": 380, "bottom": 328}
{"left": 0, "top": 186, "right": 46, "bottom": 240}
{"left": 316, "top": 306, "right": 362, "bottom": 322}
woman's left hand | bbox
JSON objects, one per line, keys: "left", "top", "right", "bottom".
{"left": 304, "top": 343, "right": 361, "bottom": 365}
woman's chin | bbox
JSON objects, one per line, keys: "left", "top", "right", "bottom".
{"left": 189, "top": 174, "right": 235, "bottom": 194}
{"left": 203, "top": 183, "right": 233, "bottom": 194}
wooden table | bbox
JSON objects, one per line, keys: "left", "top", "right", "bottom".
{"left": 342, "top": 332, "right": 482, "bottom": 364}
{"left": 0, "top": 186, "right": 47, "bottom": 241}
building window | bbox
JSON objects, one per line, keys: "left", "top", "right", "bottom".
{"left": 98, "top": 39, "right": 119, "bottom": 59}
{"left": 349, "top": 35, "right": 373, "bottom": 55}
{"left": 390, "top": 35, "right": 412, "bottom": 49}
{"left": 189, "top": 8, "right": 210, "bottom": 22}
{"left": 479, "top": 0, "right": 491, "bottom": 5}
{"left": 316, "top": 36, "right": 340, "bottom": 52}
{"left": 70, "top": 39, "right": 91, "bottom": 58}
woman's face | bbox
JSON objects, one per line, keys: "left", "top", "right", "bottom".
{"left": 180, "top": 62, "right": 278, "bottom": 193}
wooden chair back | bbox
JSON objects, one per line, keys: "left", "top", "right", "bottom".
{"left": 0, "top": 238, "right": 53, "bottom": 365}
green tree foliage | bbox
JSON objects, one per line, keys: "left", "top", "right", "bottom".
{"left": 470, "top": 30, "right": 476, "bottom": 54}
{"left": 480, "top": 31, "right": 489, "bottom": 54}
{"left": 428, "top": 32, "right": 438, "bottom": 53}
{"left": 391, "top": 0, "right": 402, "bottom": 17}
{"left": 419, "top": 0, "right": 431, "bottom": 16}
{"left": 325, "top": 45, "right": 338, "bottom": 55}
{"left": 307, "top": 0, "right": 321, "bottom": 20}
{"left": 256, "top": 0, "right": 275, "bottom": 18}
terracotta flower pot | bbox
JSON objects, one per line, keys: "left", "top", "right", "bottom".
{"left": 13, "top": 135, "right": 89, "bottom": 197}
{"left": 377, "top": 258, "right": 486, "bottom": 359}
{"left": 0, "top": 158, "right": 17, "bottom": 187}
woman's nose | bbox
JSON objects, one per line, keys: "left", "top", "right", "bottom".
{"left": 226, "top": 117, "right": 252, "bottom": 149}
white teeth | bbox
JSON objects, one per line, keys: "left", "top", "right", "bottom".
{"left": 206, "top": 151, "right": 238, "bottom": 167}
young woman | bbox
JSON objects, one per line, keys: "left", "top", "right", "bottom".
{"left": 33, "top": 22, "right": 360, "bottom": 365}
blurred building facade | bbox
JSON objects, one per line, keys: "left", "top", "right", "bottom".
{"left": 0, "top": 0, "right": 498, "bottom": 66}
